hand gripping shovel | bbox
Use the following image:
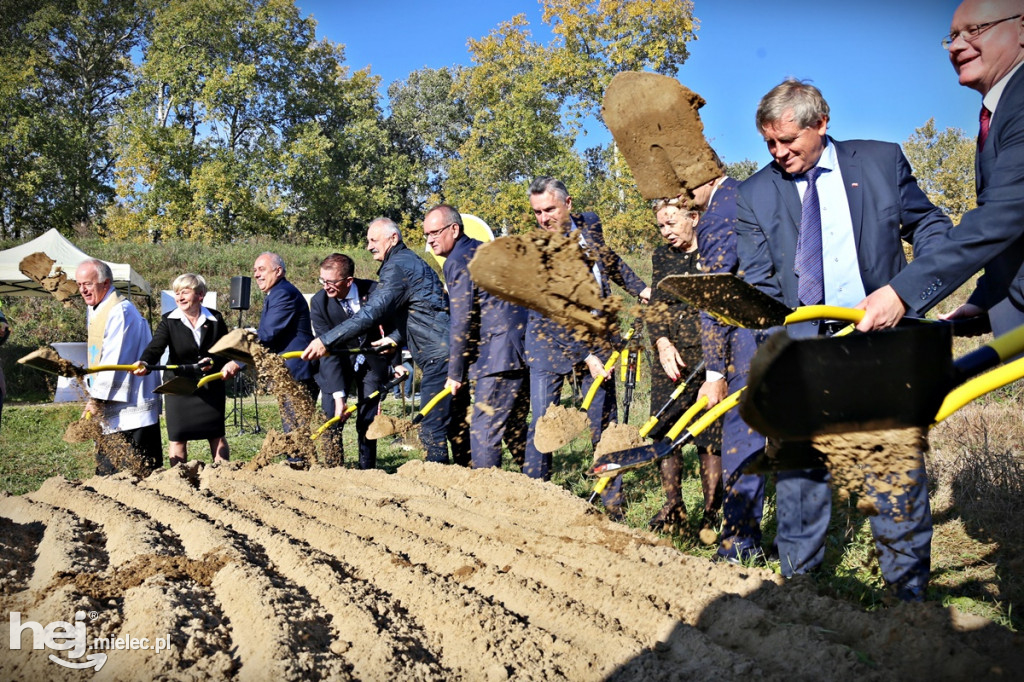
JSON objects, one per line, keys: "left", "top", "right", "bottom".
{"left": 535, "top": 328, "right": 636, "bottom": 455}
{"left": 310, "top": 374, "right": 407, "bottom": 441}
{"left": 590, "top": 389, "right": 743, "bottom": 479}
{"left": 366, "top": 385, "right": 452, "bottom": 440}
{"left": 740, "top": 322, "right": 1024, "bottom": 441}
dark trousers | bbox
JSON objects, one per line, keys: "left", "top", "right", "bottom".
{"left": 525, "top": 365, "right": 622, "bottom": 507}
{"left": 96, "top": 422, "right": 163, "bottom": 475}
{"left": 716, "top": 328, "right": 768, "bottom": 560}
{"left": 320, "top": 364, "right": 390, "bottom": 469}
{"left": 470, "top": 369, "right": 529, "bottom": 469}
{"left": 419, "top": 356, "right": 471, "bottom": 465}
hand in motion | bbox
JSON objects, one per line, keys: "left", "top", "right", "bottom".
{"left": 655, "top": 338, "right": 685, "bottom": 381}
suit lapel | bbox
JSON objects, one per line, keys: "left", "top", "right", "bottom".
{"left": 835, "top": 140, "right": 864, "bottom": 253}
{"left": 770, "top": 168, "right": 801, "bottom": 237}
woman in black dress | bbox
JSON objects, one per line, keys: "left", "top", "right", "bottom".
{"left": 647, "top": 200, "right": 723, "bottom": 533}
{"left": 134, "top": 274, "right": 241, "bottom": 465}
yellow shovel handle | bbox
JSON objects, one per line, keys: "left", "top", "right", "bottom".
{"left": 593, "top": 475, "right": 611, "bottom": 496}
{"left": 419, "top": 386, "right": 452, "bottom": 417}
{"left": 639, "top": 376, "right": 694, "bottom": 438}
{"left": 310, "top": 415, "right": 341, "bottom": 440}
{"left": 685, "top": 388, "right": 744, "bottom": 438}
{"left": 934, "top": 356, "right": 1024, "bottom": 424}
{"left": 665, "top": 395, "right": 709, "bottom": 441}
{"left": 582, "top": 351, "right": 620, "bottom": 410}
{"left": 782, "top": 305, "right": 864, "bottom": 326}
{"left": 195, "top": 372, "right": 224, "bottom": 389}
{"left": 89, "top": 364, "right": 140, "bottom": 372}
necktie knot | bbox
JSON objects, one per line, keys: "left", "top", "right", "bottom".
{"left": 802, "top": 166, "right": 824, "bottom": 183}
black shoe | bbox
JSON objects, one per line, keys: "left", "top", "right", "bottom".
{"left": 698, "top": 510, "right": 720, "bottom": 532}
{"left": 648, "top": 503, "right": 687, "bottom": 534}
{"left": 606, "top": 505, "right": 626, "bottom": 523}
{"left": 285, "top": 456, "right": 308, "bottom": 470}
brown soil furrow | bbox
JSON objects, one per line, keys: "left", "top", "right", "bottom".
{"left": 233, "top": 464, "right": 654, "bottom": 667}
{"left": 0, "top": 493, "right": 106, "bottom": 596}
{"left": 199, "top": 465, "right": 587, "bottom": 680}
{"left": 38, "top": 471, "right": 350, "bottom": 681}
{"left": 26, "top": 476, "right": 172, "bottom": 568}
{"left": 139, "top": 466, "right": 446, "bottom": 681}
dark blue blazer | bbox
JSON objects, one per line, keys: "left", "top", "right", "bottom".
{"left": 890, "top": 67, "right": 1024, "bottom": 333}
{"left": 443, "top": 235, "right": 528, "bottom": 381}
{"left": 309, "top": 279, "right": 390, "bottom": 396}
{"left": 736, "top": 138, "right": 951, "bottom": 312}
{"left": 525, "top": 212, "right": 647, "bottom": 373}
{"left": 256, "top": 278, "right": 314, "bottom": 382}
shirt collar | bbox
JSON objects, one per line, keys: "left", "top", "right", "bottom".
{"left": 983, "top": 59, "right": 1024, "bottom": 113}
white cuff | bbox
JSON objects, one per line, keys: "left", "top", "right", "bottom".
{"left": 705, "top": 370, "right": 725, "bottom": 383}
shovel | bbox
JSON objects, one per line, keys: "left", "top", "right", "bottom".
{"left": 366, "top": 385, "right": 452, "bottom": 440}
{"left": 744, "top": 353, "right": 1024, "bottom": 474}
{"left": 638, "top": 360, "right": 706, "bottom": 438}
{"left": 18, "top": 347, "right": 197, "bottom": 378}
{"left": 535, "top": 328, "right": 636, "bottom": 454}
{"left": 153, "top": 371, "right": 225, "bottom": 396}
{"left": 310, "top": 375, "right": 407, "bottom": 441}
{"left": 740, "top": 322, "right": 1024, "bottom": 440}
{"left": 591, "top": 390, "right": 743, "bottom": 479}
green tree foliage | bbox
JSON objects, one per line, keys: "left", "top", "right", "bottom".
{"left": 902, "top": 119, "right": 976, "bottom": 225}
{"left": 724, "top": 158, "right": 759, "bottom": 181}
{"left": 108, "top": 0, "right": 405, "bottom": 243}
{"left": 0, "top": 0, "right": 149, "bottom": 240}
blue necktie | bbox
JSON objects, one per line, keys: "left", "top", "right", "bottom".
{"left": 795, "top": 166, "right": 825, "bottom": 306}
{"left": 340, "top": 298, "right": 354, "bottom": 318}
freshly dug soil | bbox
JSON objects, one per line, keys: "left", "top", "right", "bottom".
{"left": 1, "top": 462, "right": 1020, "bottom": 680}
{"left": 534, "top": 404, "right": 591, "bottom": 453}
{"left": 593, "top": 422, "right": 645, "bottom": 458}
{"left": 20, "top": 346, "right": 81, "bottom": 377}
{"left": 366, "top": 414, "right": 411, "bottom": 440}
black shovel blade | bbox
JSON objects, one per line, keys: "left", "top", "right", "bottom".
{"left": 740, "top": 324, "right": 956, "bottom": 440}
{"left": 591, "top": 439, "right": 675, "bottom": 477}
{"left": 153, "top": 375, "right": 200, "bottom": 395}
{"left": 658, "top": 273, "right": 793, "bottom": 329}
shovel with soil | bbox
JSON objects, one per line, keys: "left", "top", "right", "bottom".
{"left": 366, "top": 385, "right": 452, "bottom": 441}
{"left": 310, "top": 375, "right": 408, "bottom": 441}
{"left": 534, "top": 328, "right": 637, "bottom": 454}
{"left": 19, "top": 346, "right": 207, "bottom": 378}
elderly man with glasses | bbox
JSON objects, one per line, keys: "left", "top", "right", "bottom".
{"left": 309, "top": 252, "right": 394, "bottom": 469}
{"left": 858, "top": 0, "right": 1024, "bottom": 340}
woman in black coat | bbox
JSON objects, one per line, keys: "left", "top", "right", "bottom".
{"left": 647, "top": 200, "right": 722, "bottom": 533}
{"left": 134, "top": 274, "right": 241, "bottom": 465}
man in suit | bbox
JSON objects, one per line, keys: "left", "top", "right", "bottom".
{"left": 524, "top": 176, "right": 651, "bottom": 517}
{"left": 302, "top": 218, "right": 470, "bottom": 466}
{"left": 424, "top": 204, "right": 530, "bottom": 469}
{"left": 858, "top": 0, "right": 1024, "bottom": 335}
{"left": 735, "top": 80, "right": 952, "bottom": 600}
{"left": 254, "top": 252, "right": 316, "bottom": 433}
{"left": 310, "top": 253, "right": 393, "bottom": 469}
{"left": 681, "top": 165, "right": 770, "bottom": 564}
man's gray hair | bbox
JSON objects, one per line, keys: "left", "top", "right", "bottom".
{"left": 369, "top": 217, "right": 403, "bottom": 241}
{"left": 81, "top": 258, "right": 113, "bottom": 284}
{"left": 258, "top": 251, "right": 286, "bottom": 275}
{"left": 425, "top": 204, "right": 463, "bottom": 228}
{"left": 755, "top": 79, "right": 830, "bottom": 134}
{"left": 529, "top": 176, "right": 570, "bottom": 202}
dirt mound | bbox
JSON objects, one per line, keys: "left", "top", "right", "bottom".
{"left": 534, "top": 404, "right": 591, "bottom": 453}
{"left": 1, "top": 462, "right": 1020, "bottom": 680}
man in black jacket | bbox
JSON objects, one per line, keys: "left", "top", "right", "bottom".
{"left": 309, "top": 253, "right": 393, "bottom": 469}
{"left": 302, "top": 218, "right": 470, "bottom": 465}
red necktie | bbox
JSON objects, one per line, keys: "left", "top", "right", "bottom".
{"left": 979, "top": 106, "right": 991, "bottom": 151}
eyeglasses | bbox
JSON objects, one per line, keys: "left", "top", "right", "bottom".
{"left": 942, "top": 14, "right": 1021, "bottom": 48}
{"left": 424, "top": 222, "right": 457, "bottom": 239}
{"left": 317, "top": 277, "right": 348, "bottom": 287}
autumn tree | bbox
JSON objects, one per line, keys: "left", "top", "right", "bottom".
{"left": 903, "top": 119, "right": 976, "bottom": 225}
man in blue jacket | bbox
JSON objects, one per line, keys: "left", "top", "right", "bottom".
{"left": 424, "top": 204, "right": 530, "bottom": 469}
{"left": 524, "top": 176, "right": 651, "bottom": 516}
{"left": 254, "top": 252, "right": 315, "bottom": 433}
{"left": 302, "top": 218, "right": 469, "bottom": 465}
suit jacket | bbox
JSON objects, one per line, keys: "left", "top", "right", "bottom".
{"left": 443, "top": 235, "right": 528, "bottom": 382}
{"left": 525, "top": 212, "right": 648, "bottom": 374}
{"left": 256, "top": 278, "right": 314, "bottom": 382}
{"left": 889, "top": 67, "right": 1024, "bottom": 333}
{"left": 310, "top": 279, "right": 390, "bottom": 396}
{"left": 736, "top": 138, "right": 951, "bottom": 320}
{"left": 140, "top": 307, "right": 232, "bottom": 380}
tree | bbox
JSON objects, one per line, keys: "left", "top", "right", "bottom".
{"left": 902, "top": 119, "right": 976, "bottom": 225}
{"left": 0, "top": 0, "right": 150, "bottom": 239}
{"left": 724, "top": 158, "right": 759, "bottom": 181}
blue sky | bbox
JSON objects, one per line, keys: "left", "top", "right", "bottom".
{"left": 296, "top": 0, "right": 977, "bottom": 166}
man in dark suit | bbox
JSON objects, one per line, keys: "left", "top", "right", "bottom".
{"left": 524, "top": 176, "right": 651, "bottom": 516}
{"left": 254, "top": 252, "right": 316, "bottom": 433}
{"left": 423, "top": 204, "right": 530, "bottom": 469}
{"left": 302, "top": 218, "right": 469, "bottom": 466}
{"left": 310, "top": 253, "right": 393, "bottom": 469}
{"left": 858, "top": 0, "right": 1024, "bottom": 335}
{"left": 735, "top": 80, "right": 952, "bottom": 600}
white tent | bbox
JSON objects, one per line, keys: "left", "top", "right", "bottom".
{"left": 0, "top": 228, "right": 151, "bottom": 298}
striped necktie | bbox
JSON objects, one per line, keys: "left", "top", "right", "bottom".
{"left": 795, "top": 166, "right": 825, "bottom": 306}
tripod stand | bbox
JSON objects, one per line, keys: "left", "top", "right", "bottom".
{"left": 225, "top": 308, "right": 261, "bottom": 435}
